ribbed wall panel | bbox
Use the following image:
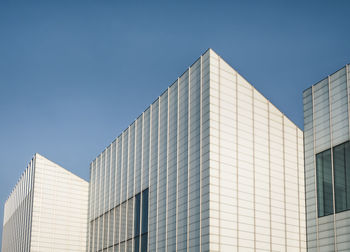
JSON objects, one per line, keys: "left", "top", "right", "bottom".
{"left": 303, "top": 64, "right": 350, "bottom": 252}
{"left": 2, "top": 158, "right": 35, "bottom": 252}
{"left": 88, "top": 49, "right": 306, "bottom": 252}
{"left": 2, "top": 153, "right": 88, "bottom": 252}
{"left": 88, "top": 50, "right": 211, "bottom": 252}
{"left": 209, "top": 50, "right": 306, "bottom": 252}
{"left": 30, "top": 154, "right": 88, "bottom": 252}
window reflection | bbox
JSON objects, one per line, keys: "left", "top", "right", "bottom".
{"left": 316, "top": 149, "right": 333, "bottom": 217}
{"left": 134, "top": 236, "right": 139, "bottom": 252}
{"left": 134, "top": 194, "right": 140, "bottom": 236}
{"left": 141, "top": 233, "right": 148, "bottom": 252}
{"left": 334, "top": 141, "right": 350, "bottom": 212}
{"left": 92, "top": 188, "right": 148, "bottom": 251}
{"left": 316, "top": 141, "right": 350, "bottom": 217}
{"left": 141, "top": 189, "right": 148, "bottom": 234}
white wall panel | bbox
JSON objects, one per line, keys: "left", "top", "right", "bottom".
{"left": 86, "top": 49, "right": 306, "bottom": 252}
{"left": 1, "top": 154, "right": 89, "bottom": 252}
{"left": 209, "top": 49, "right": 306, "bottom": 252}
{"left": 304, "top": 65, "right": 350, "bottom": 252}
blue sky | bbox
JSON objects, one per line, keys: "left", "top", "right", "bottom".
{"left": 1, "top": 0, "right": 349, "bottom": 245}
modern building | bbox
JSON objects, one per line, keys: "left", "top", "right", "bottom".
{"left": 1, "top": 153, "right": 89, "bottom": 252}
{"left": 303, "top": 65, "right": 350, "bottom": 251}
{"left": 87, "top": 49, "right": 307, "bottom": 252}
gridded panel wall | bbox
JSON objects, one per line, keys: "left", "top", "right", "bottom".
{"left": 30, "top": 154, "right": 89, "bottom": 252}
{"left": 2, "top": 157, "right": 35, "bottom": 252}
{"left": 2, "top": 153, "right": 88, "bottom": 252}
{"left": 303, "top": 65, "right": 350, "bottom": 252}
{"left": 87, "top": 50, "right": 211, "bottom": 252}
{"left": 209, "top": 50, "right": 306, "bottom": 252}
{"left": 88, "top": 49, "right": 308, "bottom": 251}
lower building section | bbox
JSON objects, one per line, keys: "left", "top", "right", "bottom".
{"left": 89, "top": 189, "right": 148, "bottom": 251}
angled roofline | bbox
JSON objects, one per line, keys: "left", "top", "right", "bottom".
{"left": 89, "top": 48, "right": 213, "bottom": 166}
{"left": 302, "top": 63, "right": 349, "bottom": 94}
{"left": 89, "top": 48, "right": 303, "bottom": 167}
{"left": 212, "top": 49, "right": 303, "bottom": 132}
{"left": 35, "top": 153, "right": 88, "bottom": 183}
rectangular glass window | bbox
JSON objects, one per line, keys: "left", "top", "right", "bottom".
{"left": 141, "top": 189, "right": 149, "bottom": 234}
{"left": 134, "top": 193, "right": 141, "bottom": 236}
{"left": 316, "top": 140, "right": 350, "bottom": 217}
{"left": 316, "top": 149, "right": 333, "bottom": 217}
{"left": 141, "top": 233, "right": 148, "bottom": 252}
{"left": 134, "top": 236, "right": 140, "bottom": 252}
{"left": 334, "top": 141, "right": 350, "bottom": 212}
{"left": 91, "top": 189, "right": 148, "bottom": 251}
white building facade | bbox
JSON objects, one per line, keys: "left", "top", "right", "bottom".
{"left": 87, "top": 49, "right": 307, "bottom": 252}
{"left": 303, "top": 65, "right": 350, "bottom": 251}
{"left": 1, "top": 153, "right": 89, "bottom": 252}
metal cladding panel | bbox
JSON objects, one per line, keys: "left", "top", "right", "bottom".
{"left": 87, "top": 50, "right": 211, "bottom": 252}
{"left": 87, "top": 49, "right": 307, "bottom": 252}
{"left": 2, "top": 157, "right": 35, "bottom": 252}
{"left": 2, "top": 154, "right": 88, "bottom": 252}
{"left": 30, "top": 154, "right": 88, "bottom": 252}
{"left": 209, "top": 49, "right": 306, "bottom": 252}
{"left": 303, "top": 64, "right": 350, "bottom": 251}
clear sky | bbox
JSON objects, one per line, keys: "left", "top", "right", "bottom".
{"left": 1, "top": 0, "right": 349, "bottom": 246}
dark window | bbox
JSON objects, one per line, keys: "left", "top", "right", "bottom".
{"left": 134, "top": 193, "right": 141, "bottom": 236}
{"left": 316, "top": 149, "right": 333, "bottom": 217}
{"left": 141, "top": 189, "right": 149, "bottom": 234}
{"left": 93, "top": 188, "right": 148, "bottom": 251}
{"left": 316, "top": 141, "right": 350, "bottom": 217}
{"left": 134, "top": 235, "right": 140, "bottom": 252}
{"left": 334, "top": 141, "right": 350, "bottom": 212}
{"left": 141, "top": 233, "right": 148, "bottom": 252}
